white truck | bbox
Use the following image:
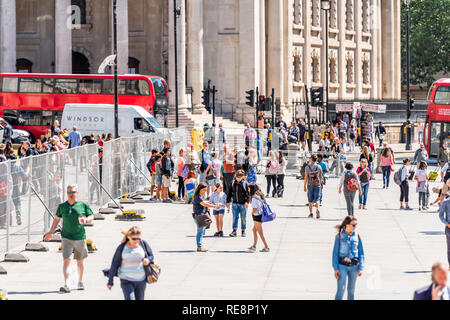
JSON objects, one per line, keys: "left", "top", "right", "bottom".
{"left": 61, "top": 104, "right": 165, "bottom": 138}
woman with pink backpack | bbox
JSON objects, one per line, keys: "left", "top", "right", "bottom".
{"left": 265, "top": 151, "right": 279, "bottom": 197}
{"left": 339, "top": 162, "right": 362, "bottom": 216}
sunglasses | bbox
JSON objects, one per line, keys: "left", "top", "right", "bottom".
{"left": 67, "top": 191, "right": 77, "bottom": 194}
{"left": 131, "top": 237, "right": 141, "bottom": 241}
{"left": 350, "top": 223, "right": 357, "bottom": 227}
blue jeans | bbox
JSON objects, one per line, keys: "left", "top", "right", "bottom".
{"left": 382, "top": 166, "right": 391, "bottom": 187}
{"left": 359, "top": 183, "right": 369, "bottom": 205}
{"left": 120, "top": 279, "right": 147, "bottom": 300}
{"left": 232, "top": 203, "right": 247, "bottom": 231}
{"left": 335, "top": 265, "right": 359, "bottom": 300}
{"left": 307, "top": 185, "right": 321, "bottom": 203}
{"left": 194, "top": 218, "right": 206, "bottom": 247}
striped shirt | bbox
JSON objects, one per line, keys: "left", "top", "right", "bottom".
{"left": 118, "top": 245, "right": 146, "bottom": 282}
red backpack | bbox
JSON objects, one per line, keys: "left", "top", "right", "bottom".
{"left": 344, "top": 171, "right": 359, "bottom": 192}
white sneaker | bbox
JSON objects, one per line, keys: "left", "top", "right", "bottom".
{"left": 248, "top": 246, "right": 256, "bottom": 253}
{"left": 359, "top": 204, "right": 362, "bottom": 209}
{"left": 59, "top": 284, "right": 71, "bottom": 293}
{"left": 260, "top": 247, "right": 270, "bottom": 252}
{"left": 78, "top": 282, "right": 85, "bottom": 290}
{"left": 363, "top": 205, "right": 367, "bottom": 210}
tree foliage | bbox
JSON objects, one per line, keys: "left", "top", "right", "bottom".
{"left": 401, "top": 0, "right": 450, "bottom": 86}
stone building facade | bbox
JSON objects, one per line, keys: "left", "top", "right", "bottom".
{"left": 0, "top": 0, "right": 401, "bottom": 118}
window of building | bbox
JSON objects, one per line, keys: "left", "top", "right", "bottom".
{"left": 16, "top": 58, "right": 33, "bottom": 73}
{"left": 128, "top": 57, "right": 140, "bottom": 74}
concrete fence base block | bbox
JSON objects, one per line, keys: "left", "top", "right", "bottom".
{"left": 137, "top": 191, "right": 151, "bottom": 196}
{"left": 4, "top": 253, "right": 30, "bottom": 262}
{"left": 131, "top": 195, "right": 144, "bottom": 200}
{"left": 144, "top": 187, "right": 150, "bottom": 192}
{"left": 100, "top": 207, "right": 117, "bottom": 214}
{"left": 93, "top": 213, "right": 105, "bottom": 220}
{"left": 108, "top": 203, "right": 124, "bottom": 209}
{"left": 49, "top": 234, "right": 62, "bottom": 242}
{"left": 25, "top": 243, "right": 49, "bottom": 252}
{"left": 120, "top": 198, "right": 136, "bottom": 204}
{"left": 0, "top": 265, "right": 7, "bottom": 274}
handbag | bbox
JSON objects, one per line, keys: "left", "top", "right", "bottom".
{"left": 408, "top": 165, "right": 415, "bottom": 181}
{"left": 142, "top": 242, "right": 161, "bottom": 284}
{"left": 194, "top": 213, "right": 212, "bottom": 228}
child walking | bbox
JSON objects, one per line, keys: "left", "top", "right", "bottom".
{"left": 210, "top": 183, "right": 227, "bottom": 237}
{"left": 414, "top": 161, "right": 429, "bottom": 211}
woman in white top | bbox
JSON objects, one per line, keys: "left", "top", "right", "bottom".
{"left": 247, "top": 184, "right": 270, "bottom": 253}
{"left": 414, "top": 161, "right": 429, "bottom": 211}
{"left": 276, "top": 151, "right": 286, "bottom": 198}
{"left": 399, "top": 158, "right": 413, "bottom": 210}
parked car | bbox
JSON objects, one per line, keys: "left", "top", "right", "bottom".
{"left": 0, "top": 117, "right": 31, "bottom": 143}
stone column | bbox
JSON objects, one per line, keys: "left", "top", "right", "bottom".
{"left": 303, "top": 0, "right": 312, "bottom": 96}
{"left": 0, "top": 0, "right": 17, "bottom": 72}
{"left": 187, "top": 0, "right": 204, "bottom": 113}
{"left": 283, "top": 0, "right": 293, "bottom": 107}
{"left": 393, "top": 0, "right": 401, "bottom": 99}
{"left": 267, "top": 0, "right": 284, "bottom": 104}
{"left": 355, "top": 0, "right": 362, "bottom": 98}
{"left": 169, "top": 0, "right": 186, "bottom": 109}
{"left": 370, "top": 0, "right": 379, "bottom": 99}
{"left": 116, "top": 0, "right": 129, "bottom": 74}
{"left": 337, "top": 0, "right": 346, "bottom": 99}
{"left": 55, "top": 0, "right": 72, "bottom": 74}
{"left": 259, "top": 0, "right": 266, "bottom": 95}
{"left": 381, "top": 0, "right": 395, "bottom": 99}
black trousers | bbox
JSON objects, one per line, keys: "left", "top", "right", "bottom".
{"left": 266, "top": 175, "right": 277, "bottom": 195}
{"left": 277, "top": 174, "right": 285, "bottom": 196}
{"left": 400, "top": 180, "right": 409, "bottom": 202}
{"left": 223, "top": 173, "right": 235, "bottom": 198}
{"left": 178, "top": 176, "right": 185, "bottom": 198}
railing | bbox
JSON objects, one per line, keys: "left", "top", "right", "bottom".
{"left": 0, "top": 127, "right": 190, "bottom": 260}
{"left": 215, "top": 99, "right": 256, "bottom": 125}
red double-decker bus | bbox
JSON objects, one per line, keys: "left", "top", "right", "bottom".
{"left": 0, "top": 73, "right": 168, "bottom": 141}
{"left": 423, "top": 78, "right": 450, "bottom": 158}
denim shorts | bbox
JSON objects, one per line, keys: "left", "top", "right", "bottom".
{"left": 307, "top": 185, "right": 321, "bottom": 203}
{"left": 155, "top": 175, "right": 163, "bottom": 185}
{"left": 213, "top": 209, "right": 225, "bottom": 216}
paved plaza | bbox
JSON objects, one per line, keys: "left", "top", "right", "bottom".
{"left": 0, "top": 161, "right": 447, "bottom": 300}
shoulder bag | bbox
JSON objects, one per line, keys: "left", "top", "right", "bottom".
{"left": 142, "top": 241, "right": 161, "bottom": 284}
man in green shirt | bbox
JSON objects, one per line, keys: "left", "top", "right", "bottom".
{"left": 44, "top": 184, "right": 94, "bottom": 293}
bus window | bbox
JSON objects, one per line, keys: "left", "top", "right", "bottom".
{"left": 3, "top": 110, "right": 23, "bottom": 125}
{"left": 430, "top": 122, "right": 442, "bottom": 157}
{"left": 102, "top": 79, "right": 114, "bottom": 94}
{"left": 0, "top": 77, "right": 18, "bottom": 92}
{"left": 79, "top": 79, "right": 102, "bottom": 94}
{"left": 434, "top": 86, "right": 450, "bottom": 105}
{"left": 42, "top": 110, "right": 53, "bottom": 126}
{"left": 43, "top": 78, "right": 55, "bottom": 93}
{"left": 126, "top": 79, "right": 140, "bottom": 95}
{"left": 138, "top": 80, "right": 150, "bottom": 95}
{"left": 151, "top": 78, "right": 166, "bottom": 97}
{"left": 19, "top": 78, "right": 42, "bottom": 93}
{"left": 55, "top": 79, "right": 78, "bottom": 94}
{"left": 119, "top": 80, "right": 127, "bottom": 95}
{"left": 443, "top": 123, "right": 450, "bottom": 149}
{"left": 18, "top": 110, "right": 42, "bottom": 126}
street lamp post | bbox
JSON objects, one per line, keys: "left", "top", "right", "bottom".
{"left": 321, "top": 0, "right": 330, "bottom": 124}
{"left": 113, "top": 0, "right": 118, "bottom": 138}
{"left": 404, "top": 0, "right": 412, "bottom": 150}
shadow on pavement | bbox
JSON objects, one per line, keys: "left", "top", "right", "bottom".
{"left": 279, "top": 205, "right": 308, "bottom": 208}
{"left": 8, "top": 290, "right": 60, "bottom": 295}
{"left": 210, "top": 250, "right": 252, "bottom": 254}
{"left": 159, "top": 250, "right": 196, "bottom": 253}
{"left": 419, "top": 231, "right": 445, "bottom": 236}
{"left": 404, "top": 271, "right": 431, "bottom": 274}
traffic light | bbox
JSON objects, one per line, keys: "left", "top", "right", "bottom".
{"left": 310, "top": 87, "right": 324, "bottom": 107}
{"left": 245, "top": 89, "right": 254, "bottom": 108}
{"left": 202, "top": 88, "right": 210, "bottom": 110}
{"left": 410, "top": 98, "right": 415, "bottom": 109}
{"left": 258, "top": 95, "right": 265, "bottom": 111}
{"left": 263, "top": 97, "right": 272, "bottom": 111}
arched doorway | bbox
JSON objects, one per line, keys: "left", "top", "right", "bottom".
{"left": 72, "top": 51, "right": 90, "bottom": 74}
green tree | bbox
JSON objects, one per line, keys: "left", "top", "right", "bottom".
{"left": 401, "top": 0, "right": 450, "bottom": 86}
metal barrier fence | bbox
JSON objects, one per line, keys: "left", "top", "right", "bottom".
{"left": 0, "top": 127, "right": 190, "bottom": 260}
